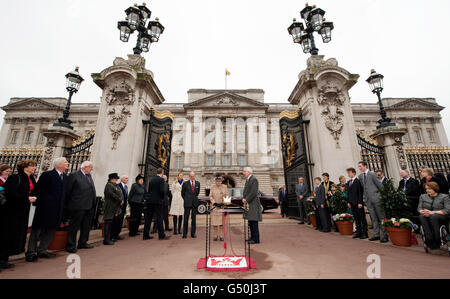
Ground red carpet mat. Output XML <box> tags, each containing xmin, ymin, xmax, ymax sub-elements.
<box><xmin>197</xmin><ymin>256</ymin><xmax>257</xmax><ymax>272</ymax></box>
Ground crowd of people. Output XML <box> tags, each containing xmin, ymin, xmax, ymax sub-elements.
<box><xmin>279</xmin><ymin>161</ymin><xmax>450</xmax><ymax>249</ymax></box>
<box><xmin>0</xmin><ymin>158</ymin><xmax>262</xmax><ymax>272</ymax></box>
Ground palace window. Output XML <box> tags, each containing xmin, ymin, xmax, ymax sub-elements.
<box><xmin>222</xmin><ymin>155</ymin><xmax>231</xmax><ymax>166</ymax></box>
<box><xmin>238</xmin><ymin>154</ymin><xmax>246</xmax><ymax>166</ymax></box>
<box><xmin>427</xmin><ymin>129</ymin><xmax>435</xmax><ymax>142</ymax></box>
<box><xmin>38</xmin><ymin>133</ymin><xmax>45</xmax><ymax>144</ymax></box>
<box><xmin>24</xmin><ymin>131</ymin><xmax>34</xmax><ymax>143</ymax></box>
<box><xmin>175</xmin><ymin>156</ymin><xmax>183</xmax><ymax>169</ymax></box>
<box><xmin>402</xmin><ymin>134</ymin><xmax>409</xmax><ymax>144</ymax></box>
<box><xmin>414</xmin><ymin>130</ymin><xmax>422</xmax><ymax>142</ymax></box>
<box><xmin>10</xmin><ymin>131</ymin><xmax>19</xmax><ymax>144</ymax></box>
<box><xmin>206</xmin><ymin>155</ymin><xmax>215</xmax><ymax>167</ymax></box>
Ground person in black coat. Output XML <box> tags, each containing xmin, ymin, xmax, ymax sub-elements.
<box><xmin>181</xmin><ymin>171</ymin><xmax>200</xmax><ymax>239</ymax></box>
<box><xmin>0</xmin><ymin>160</ymin><xmax>37</xmax><ymax>270</ymax></box>
<box><xmin>346</xmin><ymin>168</ymin><xmax>368</xmax><ymax>239</ymax></box>
<box><xmin>26</xmin><ymin>158</ymin><xmax>69</xmax><ymax>262</ymax></box>
<box><xmin>398</xmin><ymin>169</ymin><xmax>421</xmax><ymax>217</ymax></box>
<box><xmin>376</xmin><ymin>170</ymin><xmax>389</xmax><ymax>186</ymax></box>
<box><xmin>65</xmin><ymin>161</ymin><xmax>97</xmax><ymax>253</ymax></box>
<box><xmin>314</xmin><ymin>177</ymin><xmax>330</xmax><ymax>232</ymax></box>
<box><xmin>128</xmin><ymin>175</ymin><xmax>145</xmax><ymax>237</ymax></box>
<box><xmin>321</xmin><ymin>173</ymin><xmax>334</xmax><ymax>231</ymax></box>
<box><xmin>143</xmin><ymin>168</ymin><xmax>170</xmax><ymax>240</ymax></box>
<box><xmin>111</xmin><ymin>175</ymin><xmax>129</xmax><ymax>241</ymax></box>
<box><xmin>162</xmin><ymin>175</ymin><xmax>172</xmax><ymax>232</ymax></box>
<box><xmin>279</xmin><ymin>185</ymin><xmax>288</xmax><ymax>218</ymax></box>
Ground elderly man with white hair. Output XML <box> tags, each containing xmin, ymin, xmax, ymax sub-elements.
<box><xmin>65</xmin><ymin>161</ymin><xmax>97</xmax><ymax>253</ymax></box>
<box><xmin>242</xmin><ymin>167</ymin><xmax>262</xmax><ymax>244</ymax></box>
<box><xmin>25</xmin><ymin>157</ymin><xmax>69</xmax><ymax>262</ymax></box>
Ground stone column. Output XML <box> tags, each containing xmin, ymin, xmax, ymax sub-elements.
<box><xmin>288</xmin><ymin>55</ymin><xmax>360</xmax><ymax>181</ymax></box>
<box><xmin>90</xmin><ymin>54</ymin><xmax>165</xmax><ymax>195</ymax></box>
<box><xmin>371</xmin><ymin>126</ymin><xmax>409</xmax><ymax>184</ymax></box>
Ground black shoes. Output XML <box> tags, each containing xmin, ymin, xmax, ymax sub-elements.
<box><xmin>25</xmin><ymin>254</ymin><xmax>38</xmax><ymax>263</ymax></box>
<box><xmin>159</xmin><ymin>235</ymin><xmax>171</xmax><ymax>240</ymax></box>
<box><xmin>191</xmin><ymin>235</ymin><xmax>197</xmax><ymax>238</ymax></box>
<box><xmin>369</xmin><ymin>236</ymin><xmax>380</xmax><ymax>241</ymax></box>
<box><xmin>143</xmin><ymin>235</ymin><xmax>154</xmax><ymax>240</ymax></box>
<box><xmin>65</xmin><ymin>247</ymin><xmax>77</xmax><ymax>253</ymax></box>
<box><xmin>247</xmin><ymin>240</ymin><xmax>260</xmax><ymax>244</ymax></box>
<box><xmin>103</xmin><ymin>240</ymin><xmax>114</xmax><ymax>245</ymax></box>
<box><xmin>166</xmin><ymin>228</ymin><xmax>173</xmax><ymax>232</ymax></box>
<box><xmin>380</xmin><ymin>237</ymin><xmax>389</xmax><ymax>243</ymax></box>
<box><xmin>182</xmin><ymin>235</ymin><xmax>187</xmax><ymax>239</ymax></box>
<box><xmin>352</xmin><ymin>234</ymin><xmax>361</xmax><ymax>239</ymax></box>
<box><xmin>359</xmin><ymin>234</ymin><xmax>369</xmax><ymax>239</ymax></box>
<box><xmin>298</xmin><ymin>222</ymin><xmax>305</xmax><ymax>225</ymax></box>
<box><xmin>77</xmin><ymin>244</ymin><xmax>94</xmax><ymax>249</ymax></box>
<box><xmin>0</xmin><ymin>261</ymin><xmax>14</xmax><ymax>269</ymax></box>
<box><xmin>38</xmin><ymin>252</ymin><xmax>56</xmax><ymax>259</ymax></box>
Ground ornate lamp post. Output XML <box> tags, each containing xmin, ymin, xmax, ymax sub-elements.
<box><xmin>117</xmin><ymin>3</ymin><xmax>165</xmax><ymax>55</ymax></box>
<box><xmin>288</xmin><ymin>3</ymin><xmax>334</xmax><ymax>55</ymax></box>
<box><xmin>366</xmin><ymin>69</ymin><xmax>396</xmax><ymax>129</ymax></box>
<box><xmin>54</xmin><ymin>67</ymin><xmax>84</xmax><ymax>130</ymax></box>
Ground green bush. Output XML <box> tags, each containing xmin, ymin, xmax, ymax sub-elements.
<box><xmin>378</xmin><ymin>179</ymin><xmax>411</xmax><ymax>219</ymax></box>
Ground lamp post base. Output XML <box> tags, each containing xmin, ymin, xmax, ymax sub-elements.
<box><xmin>53</xmin><ymin>119</ymin><xmax>74</xmax><ymax>130</ymax></box>
<box><xmin>376</xmin><ymin>119</ymin><xmax>396</xmax><ymax>130</ymax></box>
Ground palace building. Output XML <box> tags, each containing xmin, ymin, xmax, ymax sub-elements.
<box><xmin>0</xmin><ymin>89</ymin><xmax>447</xmax><ymax>196</ymax></box>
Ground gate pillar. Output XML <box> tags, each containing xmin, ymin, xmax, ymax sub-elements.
<box><xmin>371</xmin><ymin>126</ymin><xmax>408</xmax><ymax>184</ymax></box>
<box><xmin>90</xmin><ymin>54</ymin><xmax>165</xmax><ymax>194</ymax></box>
<box><xmin>288</xmin><ymin>55</ymin><xmax>360</xmax><ymax>181</ymax></box>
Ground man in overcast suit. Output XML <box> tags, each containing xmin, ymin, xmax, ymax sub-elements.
<box><xmin>65</xmin><ymin>161</ymin><xmax>97</xmax><ymax>253</ymax></box>
<box><xmin>295</xmin><ymin>177</ymin><xmax>309</xmax><ymax>224</ymax></box>
<box><xmin>181</xmin><ymin>172</ymin><xmax>200</xmax><ymax>239</ymax></box>
<box><xmin>358</xmin><ymin>161</ymin><xmax>388</xmax><ymax>243</ymax></box>
<box><xmin>243</xmin><ymin>167</ymin><xmax>262</xmax><ymax>244</ymax></box>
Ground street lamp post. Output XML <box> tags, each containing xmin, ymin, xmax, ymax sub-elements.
<box><xmin>366</xmin><ymin>69</ymin><xmax>396</xmax><ymax>129</ymax></box>
<box><xmin>288</xmin><ymin>3</ymin><xmax>334</xmax><ymax>55</ymax></box>
<box><xmin>117</xmin><ymin>3</ymin><xmax>165</xmax><ymax>55</ymax></box>
<box><xmin>53</xmin><ymin>67</ymin><xmax>84</xmax><ymax>130</ymax></box>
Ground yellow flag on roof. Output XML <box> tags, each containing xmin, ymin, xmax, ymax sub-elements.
<box><xmin>225</xmin><ymin>69</ymin><xmax>231</xmax><ymax>76</ymax></box>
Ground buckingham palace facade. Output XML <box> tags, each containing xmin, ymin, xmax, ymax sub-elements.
<box><xmin>0</xmin><ymin>89</ymin><xmax>447</xmax><ymax>196</ymax></box>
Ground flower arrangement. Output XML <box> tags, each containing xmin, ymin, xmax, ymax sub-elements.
<box><xmin>382</xmin><ymin>218</ymin><xmax>413</xmax><ymax>229</ymax></box>
<box><xmin>307</xmin><ymin>211</ymin><xmax>315</xmax><ymax>217</ymax></box>
<box><xmin>332</xmin><ymin>213</ymin><xmax>354</xmax><ymax>222</ymax></box>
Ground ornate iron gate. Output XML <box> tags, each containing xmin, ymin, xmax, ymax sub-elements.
<box><xmin>142</xmin><ymin>108</ymin><xmax>174</xmax><ymax>189</ymax></box>
<box><xmin>66</xmin><ymin>130</ymin><xmax>95</xmax><ymax>174</ymax></box>
<box><xmin>357</xmin><ymin>132</ymin><xmax>388</xmax><ymax>176</ymax></box>
<box><xmin>405</xmin><ymin>146</ymin><xmax>450</xmax><ymax>179</ymax></box>
<box><xmin>280</xmin><ymin>108</ymin><xmax>311</xmax><ymax>217</ymax></box>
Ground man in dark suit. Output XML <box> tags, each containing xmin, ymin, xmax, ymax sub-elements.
<box><xmin>279</xmin><ymin>185</ymin><xmax>288</xmax><ymax>218</ymax></box>
<box><xmin>398</xmin><ymin>169</ymin><xmax>421</xmax><ymax>217</ymax></box>
<box><xmin>162</xmin><ymin>175</ymin><xmax>172</xmax><ymax>232</ymax></box>
<box><xmin>346</xmin><ymin>168</ymin><xmax>368</xmax><ymax>239</ymax></box>
<box><xmin>143</xmin><ymin>168</ymin><xmax>170</xmax><ymax>240</ymax></box>
<box><xmin>181</xmin><ymin>171</ymin><xmax>200</xmax><ymax>239</ymax></box>
<box><xmin>376</xmin><ymin>170</ymin><xmax>388</xmax><ymax>186</ymax></box>
<box><xmin>111</xmin><ymin>175</ymin><xmax>129</xmax><ymax>241</ymax></box>
<box><xmin>314</xmin><ymin>177</ymin><xmax>330</xmax><ymax>232</ymax></box>
<box><xmin>26</xmin><ymin>157</ymin><xmax>69</xmax><ymax>262</ymax></box>
<box><xmin>243</xmin><ymin>167</ymin><xmax>262</xmax><ymax>244</ymax></box>
<box><xmin>321</xmin><ymin>173</ymin><xmax>334</xmax><ymax>231</ymax></box>
<box><xmin>295</xmin><ymin>177</ymin><xmax>309</xmax><ymax>224</ymax></box>
<box><xmin>65</xmin><ymin>161</ymin><xmax>97</xmax><ymax>253</ymax></box>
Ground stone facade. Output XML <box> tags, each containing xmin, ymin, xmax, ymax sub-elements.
<box><xmin>0</xmin><ymin>88</ymin><xmax>447</xmax><ymax>196</ymax></box>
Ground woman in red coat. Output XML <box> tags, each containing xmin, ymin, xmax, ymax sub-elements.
<box><xmin>0</xmin><ymin>160</ymin><xmax>37</xmax><ymax>270</ymax></box>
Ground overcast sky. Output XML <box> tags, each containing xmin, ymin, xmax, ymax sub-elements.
<box><xmin>0</xmin><ymin>0</ymin><xmax>449</xmax><ymax>141</ymax></box>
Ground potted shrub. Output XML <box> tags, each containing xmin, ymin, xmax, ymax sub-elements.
<box><xmin>379</xmin><ymin>179</ymin><xmax>412</xmax><ymax>246</ymax></box>
<box><xmin>333</xmin><ymin>214</ymin><xmax>354</xmax><ymax>235</ymax></box>
<box><xmin>382</xmin><ymin>218</ymin><xmax>413</xmax><ymax>247</ymax></box>
<box><xmin>308</xmin><ymin>211</ymin><xmax>317</xmax><ymax>228</ymax></box>
<box><xmin>48</xmin><ymin>223</ymin><xmax>69</xmax><ymax>251</ymax></box>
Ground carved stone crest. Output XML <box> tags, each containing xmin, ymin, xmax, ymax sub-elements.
<box><xmin>40</xmin><ymin>137</ymin><xmax>56</xmax><ymax>173</ymax></box>
<box><xmin>108</xmin><ymin>106</ymin><xmax>131</xmax><ymax>150</ymax></box>
<box><xmin>317</xmin><ymin>82</ymin><xmax>346</xmax><ymax>148</ymax></box>
<box><xmin>104</xmin><ymin>80</ymin><xmax>135</xmax><ymax>150</ymax></box>
<box><xmin>216</xmin><ymin>96</ymin><xmax>239</xmax><ymax>106</ymax></box>
<box><xmin>393</xmin><ymin>135</ymin><xmax>408</xmax><ymax>170</ymax></box>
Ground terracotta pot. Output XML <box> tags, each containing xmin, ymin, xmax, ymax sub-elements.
<box><xmin>310</xmin><ymin>215</ymin><xmax>317</xmax><ymax>228</ymax></box>
<box><xmin>100</xmin><ymin>223</ymin><xmax>105</xmax><ymax>238</ymax></box>
<box><xmin>337</xmin><ymin>221</ymin><xmax>354</xmax><ymax>235</ymax></box>
<box><xmin>386</xmin><ymin>227</ymin><xmax>411</xmax><ymax>247</ymax></box>
<box><xmin>48</xmin><ymin>231</ymin><xmax>68</xmax><ymax>251</ymax></box>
